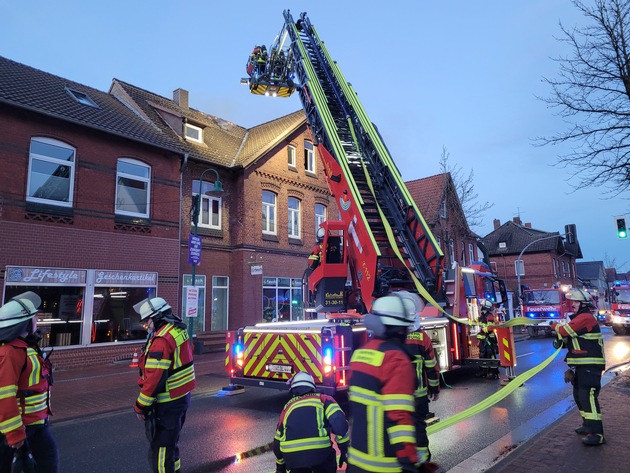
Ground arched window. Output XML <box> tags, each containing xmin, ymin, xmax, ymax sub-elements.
<box><xmin>288</xmin><ymin>197</ymin><xmax>301</xmax><ymax>239</ymax></box>
<box><xmin>27</xmin><ymin>137</ymin><xmax>76</xmax><ymax>207</ymax></box>
<box><xmin>262</xmin><ymin>190</ymin><xmax>277</xmax><ymax>235</ymax></box>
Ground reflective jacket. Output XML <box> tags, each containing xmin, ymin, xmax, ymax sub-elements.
<box><xmin>348</xmin><ymin>338</ymin><xmax>418</xmax><ymax>472</ymax></box>
<box><xmin>553</xmin><ymin>309</ymin><xmax>605</xmax><ymax>367</ymax></box>
<box><xmin>0</xmin><ymin>339</ymin><xmax>52</xmax><ymax>446</ymax></box>
<box><xmin>135</xmin><ymin>322</ymin><xmax>196</xmax><ymax>414</ymax></box>
<box><xmin>308</xmin><ymin>244</ymin><xmax>323</xmax><ymax>269</ymax></box>
<box><xmin>405</xmin><ymin>330</ymin><xmax>440</xmax><ymax>398</ymax></box>
<box><xmin>273</xmin><ymin>392</ymin><xmax>348</xmax><ymax>470</ymax></box>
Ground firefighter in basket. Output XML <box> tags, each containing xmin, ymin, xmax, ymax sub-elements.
<box><xmin>308</xmin><ymin>227</ymin><xmax>325</xmax><ymax>270</ymax></box>
<box><xmin>400</xmin><ymin>291</ymin><xmax>440</xmax><ymax>465</ymax></box>
<box><xmin>476</xmin><ymin>299</ymin><xmax>500</xmax><ymax>379</ymax></box>
<box><xmin>347</xmin><ymin>295</ymin><xmax>441</xmax><ymax>473</ymax></box>
<box><xmin>133</xmin><ymin>297</ymin><xmax>196</xmax><ymax>473</ymax></box>
<box><xmin>0</xmin><ymin>292</ymin><xmax>58</xmax><ymax>473</ymax></box>
<box><xmin>273</xmin><ymin>371</ymin><xmax>349</xmax><ymax>473</ymax></box>
<box><xmin>551</xmin><ymin>289</ymin><xmax>605</xmax><ymax>446</ymax></box>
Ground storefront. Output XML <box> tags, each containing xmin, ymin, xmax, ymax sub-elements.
<box><xmin>262</xmin><ymin>277</ymin><xmax>303</xmax><ymax>322</ymax></box>
<box><xmin>3</xmin><ymin>266</ymin><xmax>157</xmax><ymax>348</ymax></box>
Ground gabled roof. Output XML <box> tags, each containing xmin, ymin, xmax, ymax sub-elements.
<box><xmin>405</xmin><ymin>173</ymin><xmax>448</xmax><ymax>224</ymax></box>
<box><xmin>481</xmin><ymin>220</ymin><xmax>579</xmax><ymax>257</ymax></box>
<box><xmin>111</xmin><ymin>79</ymin><xmax>305</xmax><ymax>169</ymax></box>
<box><xmin>0</xmin><ymin>56</ymin><xmax>179</xmax><ymax>153</ymax></box>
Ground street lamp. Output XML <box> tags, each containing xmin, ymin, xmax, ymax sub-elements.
<box><xmin>516</xmin><ymin>231</ymin><xmax>571</xmax><ymax>316</ymax></box>
<box><xmin>189</xmin><ymin>168</ymin><xmax>224</xmax><ymax>341</ymax></box>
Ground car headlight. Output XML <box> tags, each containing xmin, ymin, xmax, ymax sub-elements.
<box><xmin>613</xmin><ymin>315</ymin><xmax>624</xmax><ymax>324</ymax></box>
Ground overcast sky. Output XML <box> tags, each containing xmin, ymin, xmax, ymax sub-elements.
<box><xmin>2</xmin><ymin>0</ymin><xmax>628</xmax><ymax>272</ymax></box>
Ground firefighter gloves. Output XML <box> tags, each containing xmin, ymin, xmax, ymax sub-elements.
<box><xmin>564</xmin><ymin>369</ymin><xmax>575</xmax><ymax>385</ymax></box>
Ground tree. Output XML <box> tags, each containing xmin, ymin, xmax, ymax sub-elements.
<box><xmin>540</xmin><ymin>0</ymin><xmax>630</xmax><ymax>193</ymax></box>
<box><xmin>439</xmin><ymin>146</ymin><xmax>494</xmax><ymax>229</ymax></box>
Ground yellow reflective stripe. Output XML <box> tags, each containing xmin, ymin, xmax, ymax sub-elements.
<box><xmin>582</xmin><ymin>333</ymin><xmax>603</xmax><ymax>340</ymax></box>
<box><xmin>348</xmin><ymin>446</ymin><xmax>400</xmax><ymax>473</ymax></box>
<box><xmin>564</xmin><ymin>325</ymin><xmax>578</xmax><ymax>337</ymax></box>
<box><xmin>137</xmin><ymin>392</ymin><xmax>155</xmax><ymax>407</ymax></box>
<box><xmin>22</xmin><ymin>392</ymin><xmax>48</xmax><ymax>414</ymax></box>
<box><xmin>167</xmin><ymin>366</ymin><xmax>195</xmax><ymax>390</ymax></box>
<box><xmin>157</xmin><ymin>446</ymin><xmax>167</xmax><ymax>473</ymax></box>
<box><xmin>428</xmin><ymin>379</ymin><xmax>440</xmax><ymax>387</ymax></box>
<box><xmin>325</xmin><ymin>402</ymin><xmax>342</xmax><ymax>418</ymax></box>
<box><xmin>145</xmin><ymin>359</ymin><xmax>171</xmax><ymax>370</ymax></box>
<box><xmin>280</xmin><ymin>436</ymin><xmax>331</xmax><ymax>452</ymax></box>
<box><xmin>425</xmin><ymin>358</ymin><xmax>437</xmax><ymax>369</ymax></box>
<box><xmin>26</xmin><ymin>348</ymin><xmax>41</xmax><ymax>386</ymax></box>
<box><xmin>350</xmin><ymin>349</ymin><xmax>385</xmax><ymax>367</ymax></box>
<box><xmin>336</xmin><ymin>434</ymin><xmax>349</xmax><ymax>445</ymax></box>
<box><xmin>0</xmin><ymin>385</ymin><xmax>18</xmax><ymax>399</ymax></box>
<box><xmin>381</xmin><ymin>393</ymin><xmax>414</xmax><ymax>412</ymax></box>
<box><xmin>567</xmin><ymin>357</ymin><xmax>605</xmax><ymax>365</ymax></box>
<box><xmin>0</xmin><ymin>415</ymin><xmax>23</xmax><ymax>433</ymax></box>
<box><xmin>387</xmin><ymin>424</ymin><xmax>415</xmax><ymax>444</ymax></box>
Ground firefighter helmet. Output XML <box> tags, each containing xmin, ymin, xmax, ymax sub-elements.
<box><xmin>133</xmin><ymin>297</ymin><xmax>172</xmax><ymax>321</ymax></box>
<box><xmin>0</xmin><ymin>292</ymin><xmax>41</xmax><ymax>329</ymax></box>
<box><xmin>371</xmin><ymin>295</ymin><xmax>415</xmax><ymax>327</ymax></box>
<box><xmin>479</xmin><ymin>299</ymin><xmax>493</xmax><ymax>310</ymax></box>
<box><xmin>565</xmin><ymin>289</ymin><xmax>592</xmax><ymax>302</ymax></box>
<box><xmin>316</xmin><ymin>227</ymin><xmax>325</xmax><ymax>242</ymax></box>
<box><xmin>289</xmin><ymin>372</ymin><xmax>316</xmax><ymax>391</ymax></box>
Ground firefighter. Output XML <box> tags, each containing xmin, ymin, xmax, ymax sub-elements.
<box><xmin>551</xmin><ymin>289</ymin><xmax>605</xmax><ymax>446</ymax></box>
<box><xmin>476</xmin><ymin>299</ymin><xmax>500</xmax><ymax>379</ymax></box>
<box><xmin>347</xmin><ymin>295</ymin><xmax>441</xmax><ymax>473</ymax></box>
<box><xmin>273</xmin><ymin>371</ymin><xmax>349</xmax><ymax>473</ymax></box>
<box><xmin>400</xmin><ymin>291</ymin><xmax>440</xmax><ymax>465</ymax></box>
<box><xmin>133</xmin><ymin>297</ymin><xmax>196</xmax><ymax>473</ymax></box>
<box><xmin>308</xmin><ymin>227</ymin><xmax>326</xmax><ymax>270</ymax></box>
<box><xmin>0</xmin><ymin>291</ymin><xmax>58</xmax><ymax>473</ymax></box>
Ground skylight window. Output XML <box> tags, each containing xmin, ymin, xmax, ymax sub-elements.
<box><xmin>66</xmin><ymin>88</ymin><xmax>98</xmax><ymax>108</ymax></box>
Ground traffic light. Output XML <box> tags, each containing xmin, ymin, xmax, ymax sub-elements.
<box><xmin>616</xmin><ymin>216</ymin><xmax>628</xmax><ymax>239</ymax></box>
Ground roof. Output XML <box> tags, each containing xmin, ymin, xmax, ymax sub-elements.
<box><xmin>111</xmin><ymin>79</ymin><xmax>306</xmax><ymax>169</ymax></box>
<box><xmin>405</xmin><ymin>173</ymin><xmax>449</xmax><ymax>224</ymax></box>
<box><xmin>0</xmin><ymin>55</ymin><xmax>179</xmax><ymax>153</ymax></box>
<box><xmin>576</xmin><ymin>261</ymin><xmax>605</xmax><ymax>280</ymax></box>
<box><xmin>481</xmin><ymin>220</ymin><xmax>579</xmax><ymax>257</ymax></box>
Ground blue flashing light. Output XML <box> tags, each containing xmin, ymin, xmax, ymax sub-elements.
<box><xmin>549</xmin><ymin>312</ymin><xmax>557</xmax><ymax>318</ymax></box>
<box><xmin>527</xmin><ymin>313</ymin><xmax>535</xmax><ymax>318</ymax></box>
<box><xmin>234</xmin><ymin>343</ymin><xmax>243</xmax><ymax>354</ymax></box>
<box><xmin>324</xmin><ymin>347</ymin><xmax>333</xmax><ymax>359</ymax></box>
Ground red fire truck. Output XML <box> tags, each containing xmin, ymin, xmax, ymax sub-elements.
<box><xmin>521</xmin><ymin>287</ymin><xmax>571</xmax><ymax>337</ymax></box>
<box><xmin>225</xmin><ymin>11</ymin><xmax>512</xmax><ymax>395</ymax></box>
<box><xmin>610</xmin><ymin>281</ymin><xmax>630</xmax><ymax>335</ymax></box>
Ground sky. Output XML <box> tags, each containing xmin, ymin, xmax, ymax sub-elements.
<box><xmin>1</xmin><ymin>0</ymin><xmax>628</xmax><ymax>272</ymax></box>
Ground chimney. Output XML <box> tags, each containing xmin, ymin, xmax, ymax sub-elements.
<box><xmin>173</xmin><ymin>88</ymin><xmax>189</xmax><ymax>110</ymax></box>
<box><xmin>493</xmin><ymin>219</ymin><xmax>501</xmax><ymax>230</ymax></box>
<box><xmin>525</xmin><ymin>222</ymin><xmax>532</xmax><ymax>228</ymax></box>
<box><xmin>513</xmin><ymin>216</ymin><xmax>522</xmax><ymax>225</ymax></box>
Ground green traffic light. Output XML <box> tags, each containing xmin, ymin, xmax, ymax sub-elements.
<box><xmin>617</xmin><ymin>217</ymin><xmax>628</xmax><ymax>239</ymax></box>
<box><xmin>620</xmin><ymin>229</ymin><xmax>628</xmax><ymax>238</ymax></box>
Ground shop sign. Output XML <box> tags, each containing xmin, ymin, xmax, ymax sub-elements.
<box><xmin>188</xmin><ymin>234</ymin><xmax>201</xmax><ymax>265</ymax></box>
<box><xmin>6</xmin><ymin>266</ymin><xmax>87</xmax><ymax>285</ymax></box>
<box><xmin>185</xmin><ymin>286</ymin><xmax>199</xmax><ymax>318</ymax></box>
<box><xmin>94</xmin><ymin>271</ymin><xmax>157</xmax><ymax>286</ymax></box>
<box><xmin>250</xmin><ymin>264</ymin><xmax>263</xmax><ymax>275</ymax></box>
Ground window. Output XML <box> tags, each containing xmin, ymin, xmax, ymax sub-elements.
<box><xmin>553</xmin><ymin>259</ymin><xmax>558</xmax><ymax>278</ymax></box>
<box><xmin>288</xmin><ymin>145</ymin><xmax>296</xmax><ymax>168</ymax></box>
<box><xmin>262</xmin><ymin>277</ymin><xmax>303</xmax><ymax>322</ymax></box>
<box><xmin>436</xmin><ymin>236</ymin><xmax>441</xmax><ymax>249</ymax></box>
<box><xmin>315</xmin><ymin>204</ymin><xmax>327</xmax><ymax>233</ymax></box>
<box><xmin>27</xmin><ymin>137</ymin><xmax>76</xmax><ymax>207</ymax></box>
<box><xmin>448</xmin><ymin>239</ymin><xmax>455</xmax><ymax>265</ymax></box>
<box><xmin>192</xmin><ymin>180</ymin><xmax>222</xmax><ymax>229</ymax></box>
<box><xmin>461</xmin><ymin>242</ymin><xmax>466</xmax><ymax>265</ymax></box>
<box><xmin>66</xmin><ymin>87</ymin><xmax>98</xmax><ymax>107</ymax></box>
<box><xmin>469</xmin><ymin>243</ymin><xmax>475</xmax><ymax>263</ymax></box>
<box><xmin>185</xmin><ymin>123</ymin><xmax>203</xmax><ymax>143</ymax></box>
<box><xmin>288</xmin><ymin>197</ymin><xmax>301</xmax><ymax>239</ymax></box>
<box><xmin>115</xmin><ymin>158</ymin><xmax>150</xmax><ymax>217</ymax></box>
<box><xmin>211</xmin><ymin>276</ymin><xmax>229</xmax><ymax>331</ymax></box>
<box><xmin>440</xmin><ymin>199</ymin><xmax>447</xmax><ymax>219</ymax></box>
<box><xmin>515</xmin><ymin>260</ymin><xmax>525</xmax><ymax>277</ymax></box>
<box><xmin>304</xmin><ymin>140</ymin><xmax>315</xmax><ymax>173</ymax></box>
<box><xmin>498</xmin><ymin>242</ymin><xmax>507</xmax><ymax>249</ymax></box>
<box><xmin>262</xmin><ymin>190</ymin><xmax>277</xmax><ymax>235</ymax></box>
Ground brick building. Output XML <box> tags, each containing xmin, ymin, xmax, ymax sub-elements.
<box><xmin>481</xmin><ymin>217</ymin><xmax>582</xmax><ymax>301</ymax></box>
<box><xmin>405</xmin><ymin>173</ymin><xmax>480</xmax><ymax>269</ymax></box>
<box><xmin>1</xmin><ymin>55</ymin><xmax>335</xmax><ymax>367</ymax></box>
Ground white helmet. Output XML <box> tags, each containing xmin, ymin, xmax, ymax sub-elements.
<box><xmin>0</xmin><ymin>292</ymin><xmax>41</xmax><ymax>329</ymax></box>
<box><xmin>133</xmin><ymin>297</ymin><xmax>172</xmax><ymax>321</ymax></box>
<box><xmin>396</xmin><ymin>291</ymin><xmax>425</xmax><ymax>332</ymax></box>
<box><xmin>370</xmin><ymin>295</ymin><xmax>415</xmax><ymax>327</ymax></box>
<box><xmin>316</xmin><ymin>227</ymin><xmax>325</xmax><ymax>242</ymax></box>
<box><xmin>479</xmin><ymin>299</ymin><xmax>493</xmax><ymax>310</ymax></box>
<box><xmin>566</xmin><ymin>289</ymin><xmax>592</xmax><ymax>303</ymax></box>
<box><xmin>288</xmin><ymin>372</ymin><xmax>316</xmax><ymax>391</ymax></box>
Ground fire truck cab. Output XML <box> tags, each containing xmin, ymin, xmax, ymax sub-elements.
<box><xmin>522</xmin><ymin>287</ymin><xmax>571</xmax><ymax>337</ymax></box>
<box><xmin>610</xmin><ymin>281</ymin><xmax>630</xmax><ymax>335</ymax></box>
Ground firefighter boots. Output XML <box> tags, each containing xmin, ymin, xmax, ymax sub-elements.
<box><xmin>581</xmin><ymin>433</ymin><xmax>605</xmax><ymax>446</ymax></box>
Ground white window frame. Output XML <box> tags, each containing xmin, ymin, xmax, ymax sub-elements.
<box><xmin>515</xmin><ymin>260</ymin><xmax>525</xmax><ymax>277</ymax></box>
<box><xmin>553</xmin><ymin>259</ymin><xmax>558</xmax><ymax>278</ymax></box>
<box><xmin>440</xmin><ymin>199</ymin><xmax>447</xmax><ymax>219</ymax></box>
<box><xmin>192</xmin><ymin>180</ymin><xmax>222</xmax><ymax>230</ymax></box>
<box><xmin>304</xmin><ymin>140</ymin><xmax>315</xmax><ymax>173</ymax></box>
<box><xmin>185</xmin><ymin>123</ymin><xmax>203</xmax><ymax>143</ymax></box>
<box><xmin>449</xmin><ymin>239</ymin><xmax>455</xmax><ymax>264</ymax></box>
<box><xmin>315</xmin><ymin>204</ymin><xmax>327</xmax><ymax>234</ymax></box>
<box><xmin>115</xmin><ymin>158</ymin><xmax>151</xmax><ymax>218</ymax></box>
<box><xmin>27</xmin><ymin>137</ymin><xmax>76</xmax><ymax>207</ymax></box>
<box><xmin>288</xmin><ymin>197</ymin><xmax>301</xmax><ymax>239</ymax></box>
<box><xmin>468</xmin><ymin>243</ymin><xmax>475</xmax><ymax>263</ymax></box>
<box><xmin>262</xmin><ymin>190</ymin><xmax>277</xmax><ymax>235</ymax></box>
<box><xmin>211</xmin><ymin>276</ymin><xmax>229</xmax><ymax>331</ymax></box>
<box><xmin>288</xmin><ymin>145</ymin><xmax>296</xmax><ymax>168</ymax></box>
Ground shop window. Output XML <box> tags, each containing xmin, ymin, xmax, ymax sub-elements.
<box><xmin>115</xmin><ymin>158</ymin><xmax>151</xmax><ymax>218</ymax></box>
<box><xmin>288</xmin><ymin>196</ymin><xmax>301</xmax><ymax>239</ymax></box>
<box><xmin>262</xmin><ymin>277</ymin><xmax>303</xmax><ymax>322</ymax></box>
<box><xmin>211</xmin><ymin>276</ymin><xmax>229</xmax><ymax>331</ymax></box>
<box><xmin>262</xmin><ymin>190</ymin><xmax>277</xmax><ymax>235</ymax></box>
<box><xmin>27</xmin><ymin>137</ymin><xmax>76</xmax><ymax>207</ymax></box>
<box><xmin>193</xmin><ymin>180</ymin><xmax>221</xmax><ymax>229</ymax></box>
<box><xmin>315</xmin><ymin>203</ymin><xmax>326</xmax><ymax>234</ymax></box>
<box><xmin>304</xmin><ymin>140</ymin><xmax>315</xmax><ymax>173</ymax></box>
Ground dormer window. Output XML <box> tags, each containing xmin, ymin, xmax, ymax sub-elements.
<box><xmin>498</xmin><ymin>242</ymin><xmax>507</xmax><ymax>249</ymax></box>
<box><xmin>185</xmin><ymin>123</ymin><xmax>203</xmax><ymax>143</ymax></box>
<box><xmin>66</xmin><ymin>87</ymin><xmax>98</xmax><ymax>108</ymax></box>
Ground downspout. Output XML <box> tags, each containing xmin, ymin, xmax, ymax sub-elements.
<box><xmin>178</xmin><ymin>152</ymin><xmax>189</xmax><ymax>316</ymax></box>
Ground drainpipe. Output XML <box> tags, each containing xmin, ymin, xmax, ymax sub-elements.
<box><xmin>178</xmin><ymin>153</ymin><xmax>189</xmax><ymax>316</ymax></box>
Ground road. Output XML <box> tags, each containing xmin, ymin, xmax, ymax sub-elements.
<box><xmin>51</xmin><ymin>326</ymin><xmax>627</xmax><ymax>472</ymax></box>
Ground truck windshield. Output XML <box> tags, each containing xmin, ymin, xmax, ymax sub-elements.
<box><xmin>523</xmin><ymin>290</ymin><xmax>561</xmax><ymax>305</ymax></box>
<box><xmin>614</xmin><ymin>289</ymin><xmax>630</xmax><ymax>303</ymax></box>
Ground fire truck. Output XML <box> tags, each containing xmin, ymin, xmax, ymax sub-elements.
<box><xmin>610</xmin><ymin>281</ymin><xmax>630</xmax><ymax>335</ymax></box>
<box><xmin>225</xmin><ymin>11</ymin><xmax>512</xmax><ymax>395</ymax></box>
<box><xmin>521</xmin><ymin>287</ymin><xmax>571</xmax><ymax>337</ymax></box>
